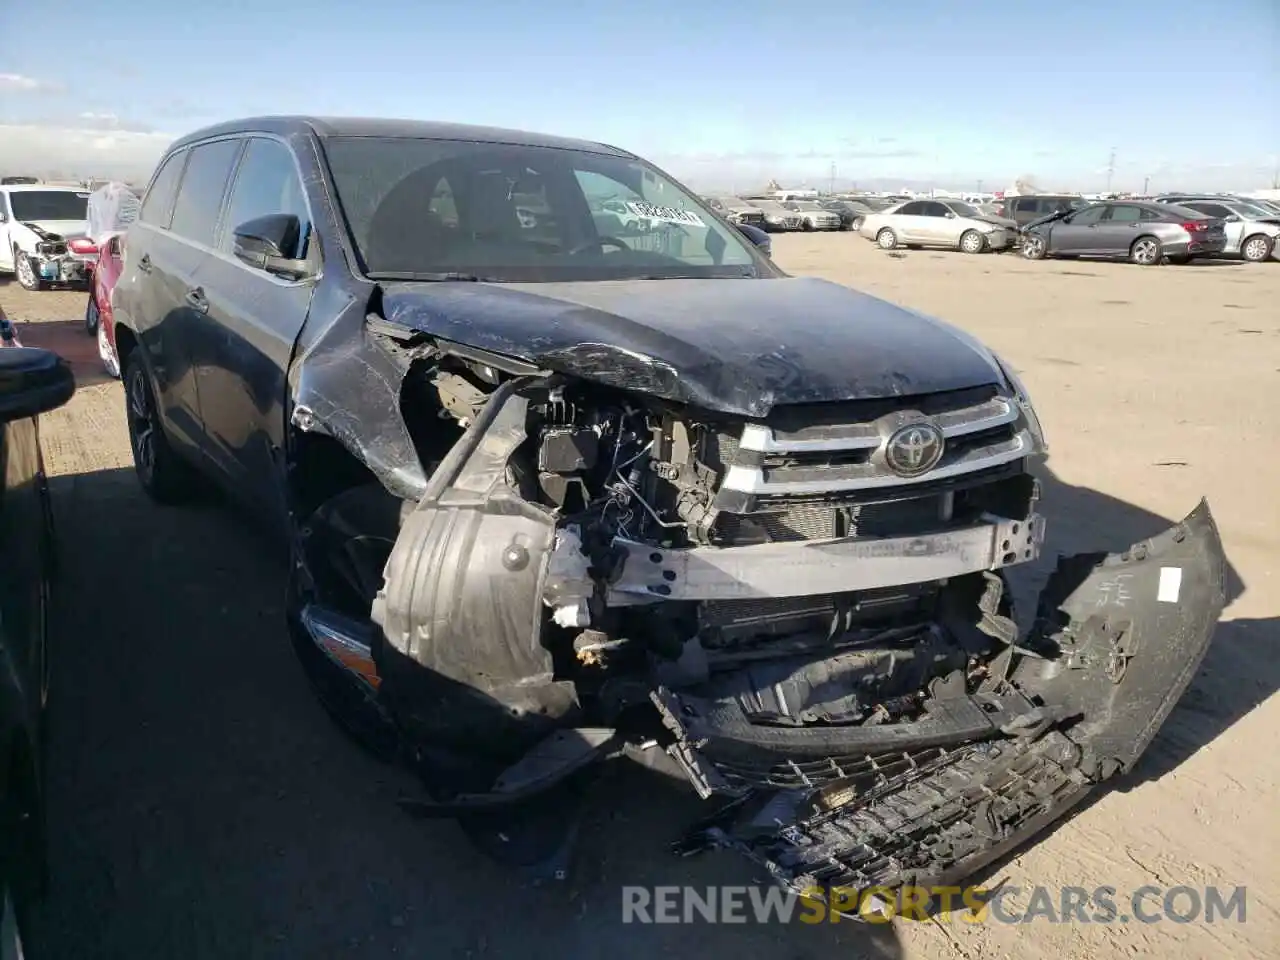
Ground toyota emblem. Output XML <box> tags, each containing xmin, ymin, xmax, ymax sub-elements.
<box><xmin>884</xmin><ymin>422</ymin><xmax>945</xmax><ymax>477</ymax></box>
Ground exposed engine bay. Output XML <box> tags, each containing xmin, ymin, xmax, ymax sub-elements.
<box><xmin>291</xmin><ymin>335</ymin><xmax>1227</xmax><ymax>897</ymax></box>
<box><xmin>17</xmin><ymin>222</ymin><xmax>96</xmax><ymax>284</ymax></box>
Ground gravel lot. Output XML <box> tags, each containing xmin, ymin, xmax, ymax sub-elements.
<box><xmin>4</xmin><ymin>235</ymin><xmax>1277</xmax><ymax>960</ymax></box>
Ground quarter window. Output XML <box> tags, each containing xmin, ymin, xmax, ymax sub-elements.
<box><xmin>170</xmin><ymin>139</ymin><xmax>242</xmax><ymax>247</ymax></box>
<box><xmin>139</xmin><ymin>151</ymin><xmax>187</xmax><ymax>228</ymax></box>
<box><xmin>220</xmin><ymin>138</ymin><xmax>312</xmax><ymax>259</ymax></box>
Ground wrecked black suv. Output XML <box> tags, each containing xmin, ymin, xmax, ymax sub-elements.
<box><xmin>112</xmin><ymin>117</ymin><xmax>1226</xmax><ymax>897</ymax></box>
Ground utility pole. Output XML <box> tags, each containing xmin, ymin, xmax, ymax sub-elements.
<box><xmin>1142</xmin><ymin>175</ymin><xmax>1150</xmax><ymax>196</ymax></box>
<box><xmin>1105</xmin><ymin>147</ymin><xmax>1117</xmax><ymax>194</ymax></box>
<box><xmin>829</xmin><ymin>161</ymin><xmax>836</xmax><ymax>195</ymax></box>
<box><xmin>976</xmin><ymin>179</ymin><xmax>984</xmax><ymax>195</ymax></box>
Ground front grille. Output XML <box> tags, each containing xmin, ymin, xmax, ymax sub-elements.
<box><xmin>718</xmin><ymin>385</ymin><xmax>1031</xmax><ymax>499</ymax></box>
<box><xmin>715</xmin><ymin>494</ymin><xmax>948</xmax><ymax>543</ymax></box>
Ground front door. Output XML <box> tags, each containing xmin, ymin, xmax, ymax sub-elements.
<box><xmin>196</xmin><ymin>136</ymin><xmax>317</xmax><ymax>533</ymax></box>
<box><xmin>1051</xmin><ymin>203</ymin><xmax>1108</xmax><ymax>254</ymax></box>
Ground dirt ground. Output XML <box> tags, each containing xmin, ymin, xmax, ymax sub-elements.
<box><xmin>3</xmin><ymin>236</ymin><xmax>1276</xmax><ymax>960</ymax></box>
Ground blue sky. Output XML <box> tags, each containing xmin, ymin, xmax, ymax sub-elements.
<box><xmin>2</xmin><ymin>0</ymin><xmax>1277</xmax><ymax>190</ymax></box>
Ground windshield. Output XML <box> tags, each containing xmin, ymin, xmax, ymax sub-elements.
<box><xmin>944</xmin><ymin>201</ymin><xmax>981</xmax><ymax>217</ymax></box>
<box><xmin>1229</xmin><ymin>201</ymin><xmax>1273</xmax><ymax>218</ymax></box>
<box><xmin>8</xmin><ymin>190</ymin><xmax>89</xmax><ymax>222</ymax></box>
<box><xmin>788</xmin><ymin>200</ymin><xmax>824</xmax><ymax>211</ymax></box>
<box><xmin>322</xmin><ymin>137</ymin><xmax>760</xmax><ymax>281</ymax></box>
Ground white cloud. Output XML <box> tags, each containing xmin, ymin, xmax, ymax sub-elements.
<box><xmin>0</xmin><ymin>73</ymin><xmax>61</xmax><ymax>93</ymax></box>
<box><xmin>0</xmin><ymin>123</ymin><xmax>173</xmax><ymax>180</ymax></box>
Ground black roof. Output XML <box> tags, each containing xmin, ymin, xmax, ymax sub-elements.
<box><xmin>168</xmin><ymin>115</ymin><xmax>633</xmax><ymax>159</ymax></box>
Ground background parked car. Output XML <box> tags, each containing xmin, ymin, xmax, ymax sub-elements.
<box><xmin>0</xmin><ymin>328</ymin><xmax>77</xmax><ymax>956</ymax></box>
<box><xmin>0</xmin><ymin>184</ymin><xmax>97</xmax><ymax>291</ymax></box>
<box><xmin>781</xmin><ymin>200</ymin><xmax>841</xmax><ymax>231</ymax></box>
<box><xmin>858</xmin><ymin>198</ymin><xmax>1013</xmax><ymax>253</ymax></box>
<box><xmin>1152</xmin><ymin>196</ymin><xmax>1279</xmax><ymax>262</ymax></box>
<box><xmin>935</xmin><ymin>198</ymin><xmax>1019</xmax><ymax>233</ymax></box>
<box><xmin>995</xmin><ymin>194</ymin><xmax>1092</xmax><ymax>228</ymax></box>
<box><xmin>740</xmin><ymin>198</ymin><xmax>803</xmax><ymax>231</ymax></box>
<box><xmin>1020</xmin><ymin>200</ymin><xmax>1226</xmax><ymax>265</ymax></box>
<box><xmin>703</xmin><ymin>196</ymin><xmax>767</xmax><ymax>228</ymax></box>
<box><xmin>817</xmin><ymin>198</ymin><xmax>883</xmax><ymax>231</ymax></box>
<box><xmin>86</xmin><ymin>233</ymin><xmax>126</xmax><ymax>377</ymax></box>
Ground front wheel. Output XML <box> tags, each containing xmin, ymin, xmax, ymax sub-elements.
<box><xmin>85</xmin><ymin>292</ymin><xmax>100</xmax><ymax>334</ymax></box>
<box><xmin>959</xmin><ymin>229</ymin><xmax>986</xmax><ymax>254</ymax></box>
<box><xmin>1021</xmin><ymin>234</ymin><xmax>1048</xmax><ymax>260</ymax></box>
<box><xmin>123</xmin><ymin>347</ymin><xmax>200</xmax><ymax>503</ymax></box>
<box><xmin>1241</xmin><ymin>233</ymin><xmax>1274</xmax><ymax>263</ymax></box>
<box><xmin>14</xmin><ymin>250</ymin><xmax>43</xmax><ymax>291</ymax></box>
<box><xmin>1130</xmin><ymin>235</ymin><xmax>1163</xmax><ymax>266</ymax></box>
<box><xmin>876</xmin><ymin>228</ymin><xmax>898</xmax><ymax>250</ymax></box>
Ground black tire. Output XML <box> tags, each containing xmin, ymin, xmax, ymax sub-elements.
<box><xmin>13</xmin><ymin>249</ymin><xmax>43</xmax><ymax>291</ymax></box>
<box><xmin>1021</xmin><ymin>233</ymin><xmax>1049</xmax><ymax>260</ymax></box>
<box><xmin>123</xmin><ymin>346</ymin><xmax>201</xmax><ymax>504</ymax></box>
<box><xmin>1129</xmin><ymin>235</ymin><xmax>1163</xmax><ymax>266</ymax></box>
<box><xmin>876</xmin><ymin>228</ymin><xmax>898</xmax><ymax>250</ymax></box>
<box><xmin>1240</xmin><ymin>233</ymin><xmax>1274</xmax><ymax>263</ymax></box>
<box><xmin>959</xmin><ymin>229</ymin><xmax>986</xmax><ymax>254</ymax></box>
<box><xmin>84</xmin><ymin>292</ymin><xmax>99</xmax><ymax>334</ymax></box>
<box><xmin>801</xmin><ymin>219</ymin><xmax>813</xmax><ymax>232</ymax></box>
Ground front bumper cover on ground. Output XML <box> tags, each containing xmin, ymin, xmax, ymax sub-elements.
<box><xmin>663</xmin><ymin>500</ymin><xmax>1225</xmax><ymax>896</ymax></box>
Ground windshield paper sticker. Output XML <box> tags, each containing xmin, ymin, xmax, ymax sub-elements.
<box><xmin>626</xmin><ymin>201</ymin><xmax>705</xmax><ymax>228</ymax></box>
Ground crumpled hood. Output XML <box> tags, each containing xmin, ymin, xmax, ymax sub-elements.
<box><xmin>18</xmin><ymin>219</ymin><xmax>89</xmax><ymax>241</ymax></box>
<box><xmin>970</xmin><ymin>214</ymin><xmax>1019</xmax><ymax>230</ymax></box>
<box><xmin>380</xmin><ymin>276</ymin><xmax>1006</xmax><ymax>418</ymax></box>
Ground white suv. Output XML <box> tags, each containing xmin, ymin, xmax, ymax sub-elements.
<box><xmin>0</xmin><ymin>184</ymin><xmax>97</xmax><ymax>290</ymax></box>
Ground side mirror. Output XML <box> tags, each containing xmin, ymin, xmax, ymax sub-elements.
<box><xmin>0</xmin><ymin>210</ymin><xmax>8</xmax><ymax>223</ymax></box>
<box><xmin>232</xmin><ymin>214</ymin><xmax>310</xmax><ymax>280</ymax></box>
<box><xmin>0</xmin><ymin>347</ymin><xmax>76</xmax><ymax>422</ymax></box>
<box><xmin>944</xmin><ymin>212</ymin><xmax>956</xmax><ymax>219</ymax></box>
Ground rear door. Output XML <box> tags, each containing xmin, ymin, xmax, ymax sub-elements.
<box><xmin>1095</xmin><ymin>203</ymin><xmax>1145</xmax><ymax>254</ymax></box>
<box><xmin>152</xmin><ymin>138</ymin><xmax>244</xmax><ymax>460</ymax></box>
<box><xmin>196</xmin><ymin>135</ymin><xmax>318</xmax><ymax>530</ymax></box>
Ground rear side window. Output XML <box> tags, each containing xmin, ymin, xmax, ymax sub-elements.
<box><xmin>1186</xmin><ymin>202</ymin><xmax>1231</xmax><ymax>218</ymax></box>
<box><xmin>1014</xmin><ymin>198</ymin><xmax>1039</xmax><ymax>214</ymax></box>
<box><xmin>139</xmin><ymin>151</ymin><xmax>186</xmax><ymax>228</ymax></box>
<box><xmin>170</xmin><ymin>139</ymin><xmax>242</xmax><ymax>247</ymax></box>
<box><xmin>898</xmin><ymin>201</ymin><xmax>926</xmax><ymax>215</ymax></box>
<box><xmin>1107</xmin><ymin>205</ymin><xmax>1143</xmax><ymax>223</ymax></box>
<box><xmin>220</xmin><ymin>138</ymin><xmax>312</xmax><ymax>259</ymax></box>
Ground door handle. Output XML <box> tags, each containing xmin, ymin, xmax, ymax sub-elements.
<box><xmin>137</xmin><ymin>253</ymin><xmax>152</xmax><ymax>273</ymax></box>
<box><xmin>185</xmin><ymin>287</ymin><xmax>209</xmax><ymax>313</ymax></box>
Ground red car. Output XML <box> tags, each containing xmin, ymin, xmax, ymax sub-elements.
<box><xmin>84</xmin><ymin>233</ymin><xmax>123</xmax><ymax>378</ymax></box>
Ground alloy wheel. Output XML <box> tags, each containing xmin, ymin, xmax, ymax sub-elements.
<box><xmin>877</xmin><ymin>229</ymin><xmax>896</xmax><ymax>249</ymax></box>
<box><xmin>127</xmin><ymin>367</ymin><xmax>157</xmax><ymax>478</ymax></box>
<box><xmin>98</xmin><ymin>322</ymin><xmax>120</xmax><ymax>378</ymax></box>
<box><xmin>1023</xmin><ymin>236</ymin><xmax>1044</xmax><ymax>259</ymax></box>
<box><xmin>961</xmin><ymin>231</ymin><xmax>984</xmax><ymax>253</ymax></box>
<box><xmin>1242</xmin><ymin>236</ymin><xmax>1270</xmax><ymax>262</ymax></box>
<box><xmin>1132</xmin><ymin>238</ymin><xmax>1160</xmax><ymax>265</ymax></box>
<box><xmin>15</xmin><ymin>256</ymin><xmax>36</xmax><ymax>290</ymax></box>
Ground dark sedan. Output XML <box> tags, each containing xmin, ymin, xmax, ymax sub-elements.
<box><xmin>1020</xmin><ymin>200</ymin><xmax>1227</xmax><ymax>265</ymax></box>
<box><xmin>0</xmin><ymin>316</ymin><xmax>77</xmax><ymax>954</ymax></box>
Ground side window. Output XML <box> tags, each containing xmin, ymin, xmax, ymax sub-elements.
<box><xmin>898</xmin><ymin>201</ymin><xmax>925</xmax><ymax>215</ymax></box>
<box><xmin>1189</xmin><ymin>203</ymin><xmax>1231</xmax><ymax>218</ymax></box>
<box><xmin>1071</xmin><ymin>205</ymin><xmax>1107</xmax><ymax>225</ymax></box>
<box><xmin>220</xmin><ymin>138</ymin><xmax>312</xmax><ymax>259</ymax></box>
<box><xmin>139</xmin><ymin>151</ymin><xmax>187</xmax><ymax>228</ymax></box>
<box><xmin>169</xmin><ymin>139</ymin><xmax>242</xmax><ymax>247</ymax></box>
<box><xmin>1106</xmin><ymin>205</ymin><xmax>1143</xmax><ymax>223</ymax></box>
<box><xmin>1139</xmin><ymin>207</ymin><xmax>1163</xmax><ymax>221</ymax></box>
<box><xmin>1013</xmin><ymin>198</ymin><xmax>1038</xmax><ymax>215</ymax></box>
<box><xmin>923</xmin><ymin>202</ymin><xmax>950</xmax><ymax>217</ymax></box>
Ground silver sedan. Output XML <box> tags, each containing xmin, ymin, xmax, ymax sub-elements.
<box><xmin>858</xmin><ymin>199</ymin><xmax>1014</xmax><ymax>253</ymax></box>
